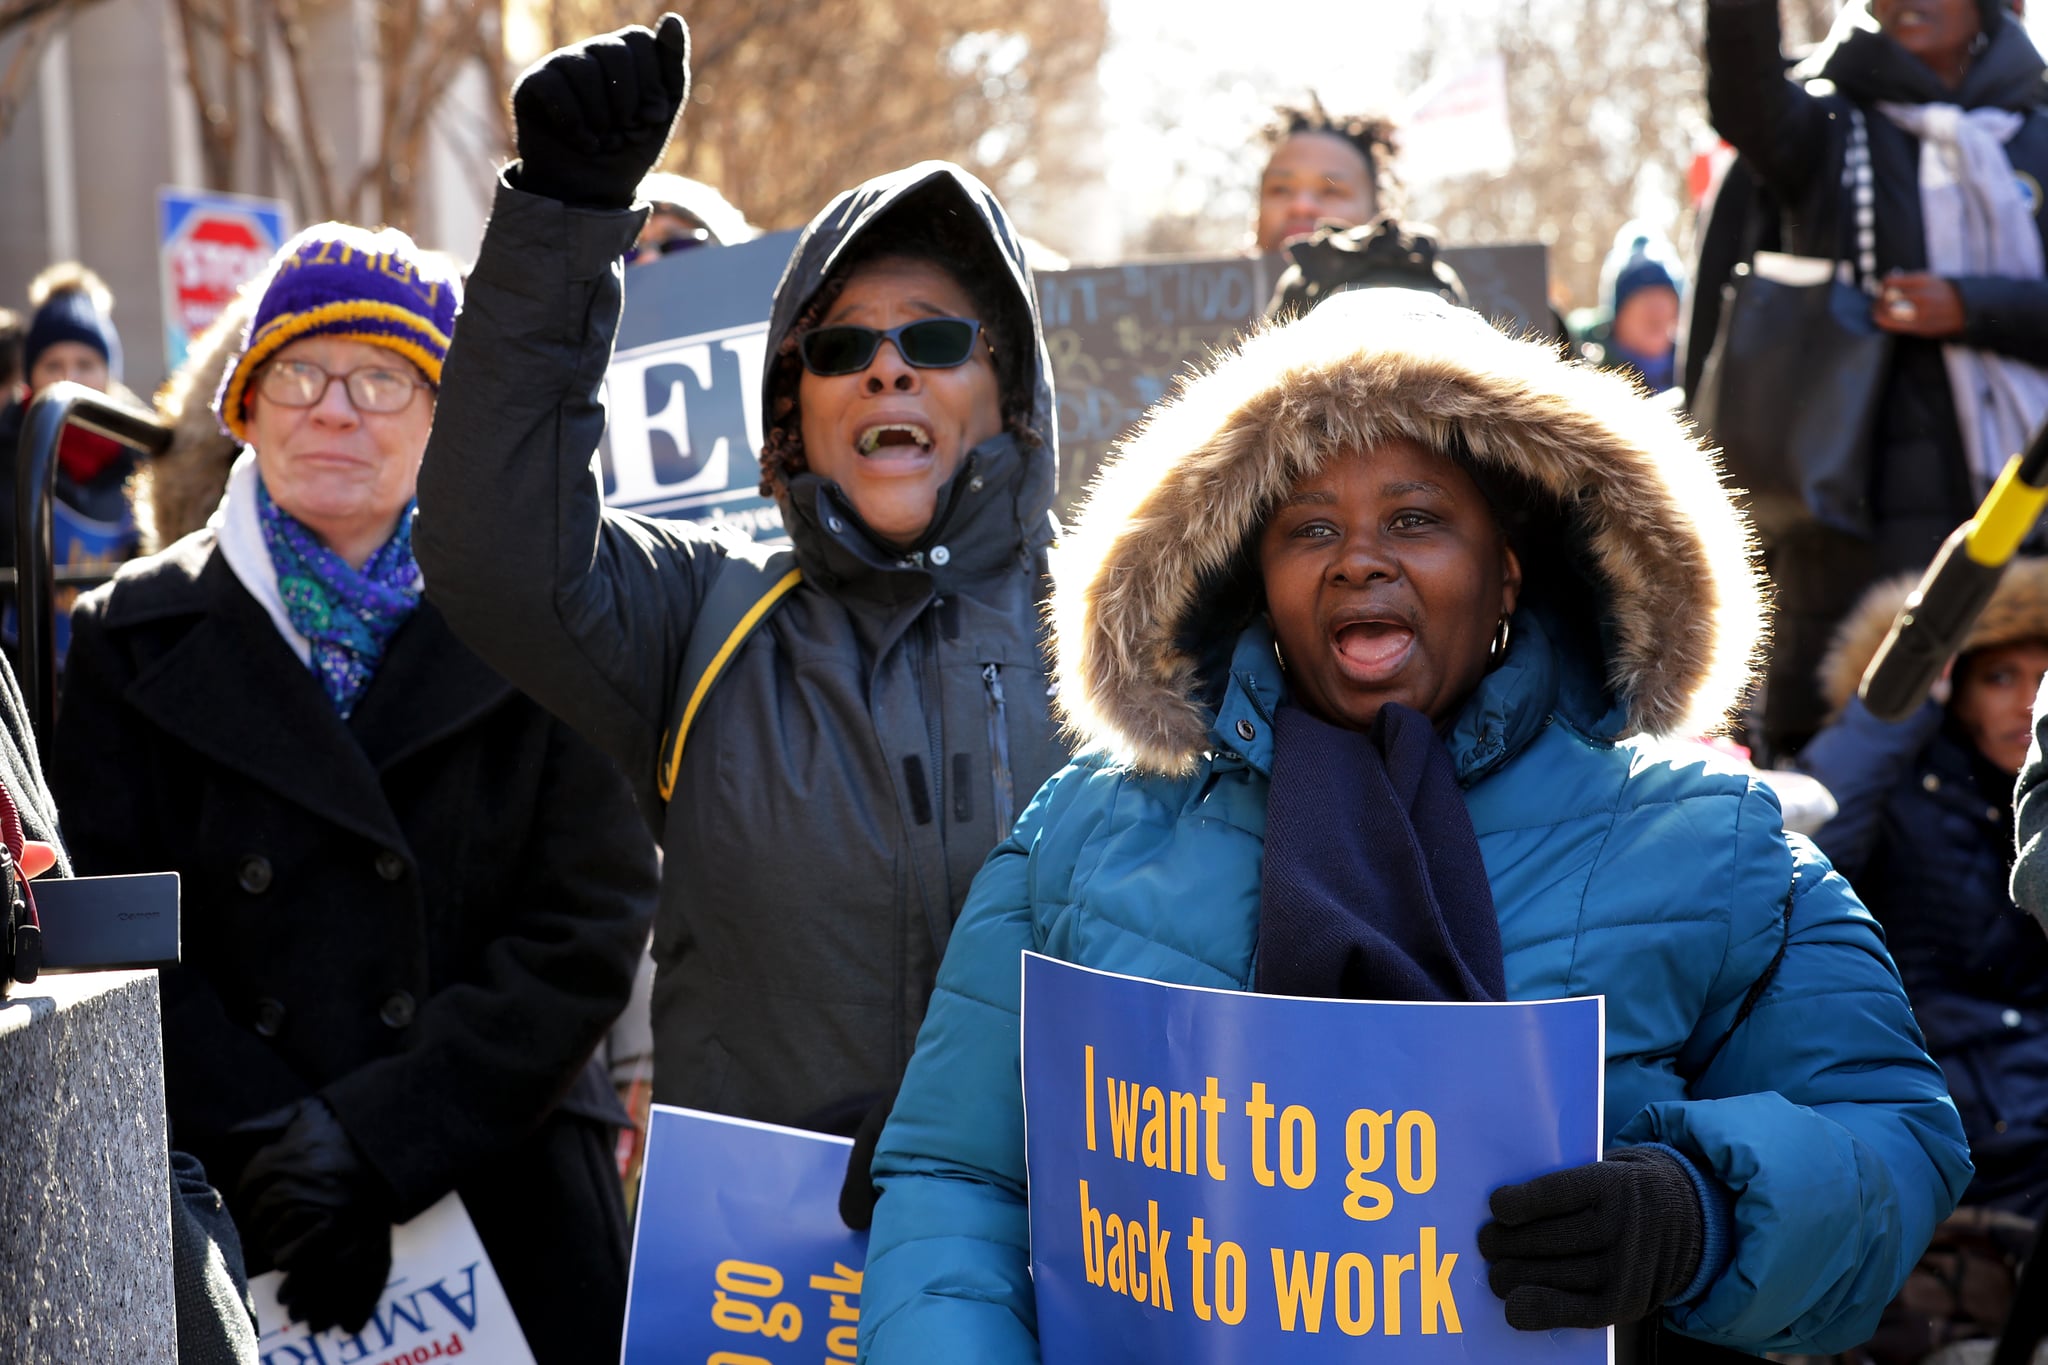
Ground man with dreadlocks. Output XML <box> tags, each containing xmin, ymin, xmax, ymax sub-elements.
<box><xmin>1254</xmin><ymin>100</ymin><xmax>1404</xmax><ymax>253</ymax></box>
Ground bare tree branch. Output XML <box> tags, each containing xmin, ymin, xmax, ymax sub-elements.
<box><xmin>0</xmin><ymin>7</ymin><xmax>58</xmax><ymax>141</ymax></box>
<box><xmin>0</xmin><ymin>0</ymin><xmax>106</xmax><ymax>42</ymax></box>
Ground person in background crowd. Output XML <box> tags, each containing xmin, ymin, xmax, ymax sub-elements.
<box><xmin>48</xmin><ymin>222</ymin><xmax>657</xmax><ymax>1358</ymax></box>
<box><xmin>1799</xmin><ymin>564</ymin><xmax>2048</xmax><ymax>1362</ymax></box>
<box><xmin>0</xmin><ymin>264</ymin><xmax>144</xmax><ymax>665</ymax></box>
<box><xmin>1704</xmin><ymin>0</ymin><xmax>2048</xmax><ymax>761</ymax></box>
<box><xmin>1262</xmin><ymin>216</ymin><xmax>1469</xmax><ymax>321</ymax></box>
<box><xmin>627</xmin><ymin>170</ymin><xmax>756</xmax><ymax>264</ymax></box>
<box><xmin>1253</xmin><ymin>99</ymin><xmax>1401</xmax><ymax>253</ymax></box>
<box><xmin>1575</xmin><ymin>223</ymin><xmax>1686</xmax><ymax>393</ymax></box>
<box><xmin>134</xmin><ymin>287</ymin><xmax>259</xmax><ymax>558</ymax></box>
<box><xmin>0</xmin><ymin>306</ymin><xmax>22</xmax><ymax>393</ymax></box>
<box><xmin>412</xmin><ymin>15</ymin><xmax>1071</xmax><ymax>1231</ymax></box>
<box><xmin>860</xmin><ymin>289</ymin><xmax>1969</xmax><ymax>1362</ymax></box>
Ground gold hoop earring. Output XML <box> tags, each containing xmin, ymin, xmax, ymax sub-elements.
<box><xmin>1489</xmin><ymin>615</ymin><xmax>1512</xmax><ymax>663</ymax></box>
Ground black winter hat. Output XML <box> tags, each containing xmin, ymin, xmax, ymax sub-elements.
<box><xmin>24</xmin><ymin>277</ymin><xmax>121</xmax><ymax>383</ymax></box>
<box><xmin>1262</xmin><ymin>218</ymin><xmax>1468</xmax><ymax>323</ymax></box>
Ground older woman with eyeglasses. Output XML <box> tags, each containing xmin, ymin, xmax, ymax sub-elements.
<box><xmin>47</xmin><ymin>223</ymin><xmax>658</xmax><ymax>1358</ymax></box>
<box><xmin>411</xmin><ymin>16</ymin><xmax>1070</xmax><ymax>1229</ymax></box>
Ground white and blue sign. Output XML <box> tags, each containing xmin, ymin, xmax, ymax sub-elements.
<box><xmin>604</xmin><ymin>231</ymin><xmax>799</xmax><ymax>542</ymax></box>
<box><xmin>622</xmin><ymin>1105</ymin><xmax>868</xmax><ymax>1365</ymax></box>
<box><xmin>1020</xmin><ymin>952</ymin><xmax>1608</xmax><ymax>1363</ymax></box>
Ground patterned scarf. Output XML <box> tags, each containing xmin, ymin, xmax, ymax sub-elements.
<box><xmin>256</xmin><ymin>478</ymin><xmax>423</xmax><ymax>716</ymax></box>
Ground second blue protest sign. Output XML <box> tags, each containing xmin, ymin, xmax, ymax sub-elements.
<box><xmin>1020</xmin><ymin>952</ymin><xmax>1608</xmax><ymax>1363</ymax></box>
<box><xmin>623</xmin><ymin>1105</ymin><xmax>868</xmax><ymax>1365</ymax></box>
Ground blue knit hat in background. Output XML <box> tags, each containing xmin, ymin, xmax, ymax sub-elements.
<box><xmin>214</xmin><ymin>222</ymin><xmax>460</xmax><ymax>443</ymax></box>
<box><xmin>24</xmin><ymin>263</ymin><xmax>122</xmax><ymax>385</ymax></box>
<box><xmin>1600</xmin><ymin>222</ymin><xmax>1685</xmax><ymax>320</ymax></box>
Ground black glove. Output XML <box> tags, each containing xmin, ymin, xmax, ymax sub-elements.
<box><xmin>837</xmin><ymin>1085</ymin><xmax>899</xmax><ymax>1231</ymax></box>
<box><xmin>237</xmin><ymin>1098</ymin><xmax>394</xmax><ymax>1334</ymax></box>
<box><xmin>510</xmin><ymin>12</ymin><xmax>690</xmax><ymax>211</ymax></box>
<box><xmin>1477</xmin><ymin>1145</ymin><xmax>1706</xmax><ymax>1331</ymax></box>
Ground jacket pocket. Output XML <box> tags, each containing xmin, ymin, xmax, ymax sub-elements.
<box><xmin>982</xmin><ymin>663</ymin><xmax>1015</xmax><ymax>835</ymax></box>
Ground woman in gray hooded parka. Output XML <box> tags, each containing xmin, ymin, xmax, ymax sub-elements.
<box><xmin>412</xmin><ymin>15</ymin><xmax>1068</xmax><ymax>1218</ymax></box>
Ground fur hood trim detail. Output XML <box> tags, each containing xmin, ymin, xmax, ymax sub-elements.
<box><xmin>1818</xmin><ymin>558</ymin><xmax>2048</xmax><ymax>717</ymax></box>
<box><xmin>1050</xmin><ymin>290</ymin><xmax>1769</xmax><ymax>776</ymax></box>
<box><xmin>135</xmin><ymin>285</ymin><xmax>258</xmax><ymax>554</ymax></box>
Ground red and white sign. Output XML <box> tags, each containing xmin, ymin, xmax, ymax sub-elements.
<box><xmin>157</xmin><ymin>188</ymin><xmax>290</xmax><ymax>373</ymax></box>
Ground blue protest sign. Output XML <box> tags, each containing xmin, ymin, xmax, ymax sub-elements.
<box><xmin>622</xmin><ymin>1105</ymin><xmax>868</xmax><ymax>1365</ymax></box>
<box><xmin>157</xmin><ymin>187</ymin><xmax>291</xmax><ymax>372</ymax></box>
<box><xmin>1020</xmin><ymin>952</ymin><xmax>1607</xmax><ymax>1363</ymax></box>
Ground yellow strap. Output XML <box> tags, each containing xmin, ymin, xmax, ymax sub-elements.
<box><xmin>1965</xmin><ymin>454</ymin><xmax>2048</xmax><ymax>566</ymax></box>
<box><xmin>656</xmin><ymin>567</ymin><xmax>803</xmax><ymax>801</ymax></box>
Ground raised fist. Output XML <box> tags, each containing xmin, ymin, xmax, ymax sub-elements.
<box><xmin>511</xmin><ymin>12</ymin><xmax>690</xmax><ymax>211</ymax></box>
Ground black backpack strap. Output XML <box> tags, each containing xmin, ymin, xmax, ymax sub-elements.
<box><xmin>655</xmin><ymin>541</ymin><xmax>802</xmax><ymax>802</ymax></box>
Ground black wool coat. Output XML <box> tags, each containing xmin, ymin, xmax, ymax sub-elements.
<box><xmin>48</xmin><ymin>530</ymin><xmax>658</xmax><ymax>1358</ymax></box>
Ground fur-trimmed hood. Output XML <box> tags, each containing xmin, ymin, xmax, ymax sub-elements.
<box><xmin>135</xmin><ymin>285</ymin><xmax>257</xmax><ymax>554</ymax></box>
<box><xmin>1051</xmin><ymin>290</ymin><xmax>1768</xmax><ymax>776</ymax></box>
<box><xmin>1818</xmin><ymin>558</ymin><xmax>2048</xmax><ymax>717</ymax></box>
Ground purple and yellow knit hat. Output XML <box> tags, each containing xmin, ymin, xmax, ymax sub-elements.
<box><xmin>213</xmin><ymin>222</ymin><xmax>460</xmax><ymax>443</ymax></box>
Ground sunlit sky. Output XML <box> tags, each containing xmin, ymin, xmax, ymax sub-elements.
<box><xmin>1086</xmin><ymin>0</ymin><xmax>2048</xmax><ymax>258</ymax></box>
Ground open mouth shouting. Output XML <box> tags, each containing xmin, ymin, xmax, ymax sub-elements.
<box><xmin>1329</xmin><ymin>605</ymin><xmax>1419</xmax><ymax>686</ymax></box>
<box><xmin>857</xmin><ymin>422</ymin><xmax>935</xmax><ymax>456</ymax></box>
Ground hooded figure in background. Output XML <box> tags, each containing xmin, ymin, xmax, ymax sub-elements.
<box><xmin>860</xmin><ymin>290</ymin><xmax>1969</xmax><ymax>1361</ymax></box>
<box><xmin>134</xmin><ymin>285</ymin><xmax>260</xmax><ymax>557</ymax></box>
<box><xmin>413</xmin><ymin>16</ymin><xmax>1071</xmax><ymax>1220</ymax></box>
<box><xmin>1800</xmin><ymin>565</ymin><xmax>2048</xmax><ymax>1362</ymax></box>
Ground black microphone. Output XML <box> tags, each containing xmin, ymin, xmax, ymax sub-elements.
<box><xmin>1860</xmin><ymin>418</ymin><xmax>2048</xmax><ymax>720</ymax></box>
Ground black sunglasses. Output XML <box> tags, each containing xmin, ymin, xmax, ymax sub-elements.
<box><xmin>798</xmin><ymin>318</ymin><xmax>985</xmax><ymax>377</ymax></box>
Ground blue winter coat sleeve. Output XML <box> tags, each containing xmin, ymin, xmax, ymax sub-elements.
<box><xmin>1799</xmin><ymin>696</ymin><xmax>1942</xmax><ymax>879</ymax></box>
<box><xmin>1617</xmin><ymin>786</ymin><xmax>1972</xmax><ymax>1354</ymax></box>
<box><xmin>858</xmin><ymin>770</ymin><xmax>1084</xmax><ymax>1364</ymax></box>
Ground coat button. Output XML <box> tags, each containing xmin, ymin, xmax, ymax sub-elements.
<box><xmin>237</xmin><ymin>856</ymin><xmax>273</xmax><ymax>894</ymax></box>
<box><xmin>252</xmin><ymin>998</ymin><xmax>286</xmax><ymax>1038</ymax></box>
<box><xmin>930</xmin><ymin>545</ymin><xmax>951</xmax><ymax>566</ymax></box>
<box><xmin>379</xmin><ymin>992</ymin><xmax>417</xmax><ymax>1030</ymax></box>
<box><xmin>2004</xmin><ymin>1008</ymin><xmax>2024</xmax><ymax>1028</ymax></box>
<box><xmin>1236</xmin><ymin>719</ymin><xmax>1256</xmax><ymax>742</ymax></box>
<box><xmin>374</xmin><ymin>850</ymin><xmax>407</xmax><ymax>882</ymax></box>
<box><xmin>1922</xmin><ymin>774</ymin><xmax>1941</xmax><ymax>792</ymax></box>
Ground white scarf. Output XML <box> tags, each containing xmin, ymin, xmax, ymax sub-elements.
<box><xmin>1878</xmin><ymin>100</ymin><xmax>2048</xmax><ymax>494</ymax></box>
<box><xmin>208</xmin><ymin>449</ymin><xmax>311</xmax><ymax>665</ymax></box>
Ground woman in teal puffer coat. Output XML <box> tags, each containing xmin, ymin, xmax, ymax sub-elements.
<box><xmin>858</xmin><ymin>289</ymin><xmax>1972</xmax><ymax>1361</ymax></box>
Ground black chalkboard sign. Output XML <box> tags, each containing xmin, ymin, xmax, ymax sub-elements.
<box><xmin>1039</xmin><ymin>245</ymin><xmax>1551</xmax><ymax>511</ymax></box>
